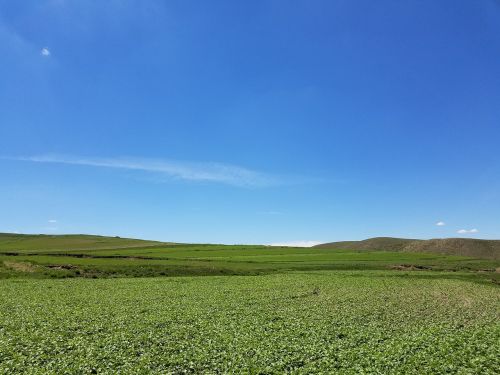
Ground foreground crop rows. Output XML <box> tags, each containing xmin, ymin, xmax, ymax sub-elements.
<box><xmin>0</xmin><ymin>271</ymin><xmax>499</xmax><ymax>374</ymax></box>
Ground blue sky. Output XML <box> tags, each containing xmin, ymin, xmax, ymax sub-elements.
<box><xmin>1</xmin><ymin>0</ymin><xmax>499</xmax><ymax>245</ymax></box>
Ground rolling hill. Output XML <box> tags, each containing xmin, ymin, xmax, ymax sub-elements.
<box><xmin>0</xmin><ymin>233</ymin><xmax>166</xmax><ymax>253</ymax></box>
<box><xmin>314</xmin><ymin>237</ymin><xmax>500</xmax><ymax>260</ymax></box>
<box><xmin>0</xmin><ymin>233</ymin><xmax>498</xmax><ymax>279</ymax></box>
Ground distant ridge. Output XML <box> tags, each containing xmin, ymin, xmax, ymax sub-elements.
<box><xmin>0</xmin><ymin>233</ymin><xmax>167</xmax><ymax>253</ymax></box>
<box><xmin>314</xmin><ymin>237</ymin><xmax>500</xmax><ymax>260</ymax></box>
<box><xmin>2</xmin><ymin>233</ymin><xmax>499</xmax><ymax>260</ymax></box>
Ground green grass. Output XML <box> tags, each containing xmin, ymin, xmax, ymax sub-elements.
<box><xmin>1</xmin><ymin>234</ymin><xmax>498</xmax><ymax>281</ymax></box>
<box><xmin>1</xmin><ymin>243</ymin><xmax>499</xmax><ymax>280</ymax></box>
<box><xmin>1</xmin><ymin>271</ymin><xmax>498</xmax><ymax>373</ymax></box>
<box><xmin>1</xmin><ymin>234</ymin><xmax>499</xmax><ymax>373</ymax></box>
<box><xmin>0</xmin><ymin>233</ymin><xmax>164</xmax><ymax>252</ymax></box>
<box><xmin>315</xmin><ymin>237</ymin><xmax>500</xmax><ymax>260</ymax></box>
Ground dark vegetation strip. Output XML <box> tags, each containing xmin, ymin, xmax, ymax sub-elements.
<box><xmin>0</xmin><ymin>251</ymin><xmax>164</xmax><ymax>260</ymax></box>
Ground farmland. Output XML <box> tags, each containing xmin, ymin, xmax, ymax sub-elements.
<box><xmin>0</xmin><ymin>234</ymin><xmax>499</xmax><ymax>373</ymax></box>
<box><xmin>1</xmin><ymin>234</ymin><xmax>499</xmax><ymax>281</ymax></box>
<box><xmin>1</xmin><ymin>271</ymin><xmax>499</xmax><ymax>373</ymax></box>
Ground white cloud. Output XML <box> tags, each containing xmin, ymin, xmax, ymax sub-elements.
<box><xmin>48</xmin><ymin>219</ymin><xmax>57</xmax><ymax>223</ymax></box>
<box><xmin>436</xmin><ymin>221</ymin><xmax>446</xmax><ymax>226</ymax></box>
<box><xmin>268</xmin><ymin>240</ymin><xmax>322</xmax><ymax>248</ymax></box>
<box><xmin>11</xmin><ymin>155</ymin><xmax>278</xmax><ymax>187</ymax></box>
<box><xmin>40</xmin><ymin>47</ymin><xmax>50</xmax><ymax>56</ymax></box>
<box><xmin>457</xmin><ymin>228</ymin><xmax>479</xmax><ymax>234</ymax></box>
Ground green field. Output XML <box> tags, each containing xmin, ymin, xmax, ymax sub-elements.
<box><xmin>1</xmin><ymin>271</ymin><xmax>499</xmax><ymax>374</ymax></box>
<box><xmin>0</xmin><ymin>233</ymin><xmax>164</xmax><ymax>252</ymax></box>
<box><xmin>1</xmin><ymin>234</ymin><xmax>499</xmax><ymax>281</ymax></box>
<box><xmin>0</xmin><ymin>234</ymin><xmax>499</xmax><ymax>373</ymax></box>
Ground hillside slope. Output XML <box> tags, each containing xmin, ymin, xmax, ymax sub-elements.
<box><xmin>314</xmin><ymin>237</ymin><xmax>500</xmax><ymax>260</ymax></box>
<box><xmin>403</xmin><ymin>238</ymin><xmax>500</xmax><ymax>260</ymax></box>
<box><xmin>0</xmin><ymin>233</ymin><xmax>165</xmax><ymax>253</ymax></box>
<box><xmin>314</xmin><ymin>237</ymin><xmax>418</xmax><ymax>252</ymax></box>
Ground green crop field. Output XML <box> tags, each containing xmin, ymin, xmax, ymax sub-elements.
<box><xmin>1</xmin><ymin>234</ymin><xmax>499</xmax><ymax>281</ymax></box>
<box><xmin>0</xmin><ymin>233</ymin><xmax>164</xmax><ymax>252</ymax></box>
<box><xmin>0</xmin><ymin>234</ymin><xmax>499</xmax><ymax>373</ymax></box>
<box><xmin>1</xmin><ymin>271</ymin><xmax>499</xmax><ymax>374</ymax></box>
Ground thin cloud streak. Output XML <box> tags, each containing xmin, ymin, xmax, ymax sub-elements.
<box><xmin>457</xmin><ymin>228</ymin><xmax>478</xmax><ymax>234</ymax></box>
<box><xmin>259</xmin><ymin>211</ymin><xmax>284</xmax><ymax>215</ymax></box>
<box><xmin>13</xmin><ymin>155</ymin><xmax>278</xmax><ymax>187</ymax></box>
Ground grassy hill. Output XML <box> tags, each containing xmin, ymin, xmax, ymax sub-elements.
<box><xmin>314</xmin><ymin>237</ymin><xmax>418</xmax><ymax>252</ymax></box>
<box><xmin>0</xmin><ymin>233</ymin><xmax>165</xmax><ymax>253</ymax></box>
<box><xmin>0</xmin><ymin>233</ymin><xmax>499</xmax><ymax>280</ymax></box>
<box><xmin>314</xmin><ymin>237</ymin><xmax>500</xmax><ymax>260</ymax></box>
<box><xmin>403</xmin><ymin>238</ymin><xmax>500</xmax><ymax>260</ymax></box>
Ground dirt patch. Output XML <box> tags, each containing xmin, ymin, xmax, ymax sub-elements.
<box><xmin>477</xmin><ymin>269</ymin><xmax>496</xmax><ymax>273</ymax></box>
<box><xmin>45</xmin><ymin>264</ymin><xmax>79</xmax><ymax>270</ymax></box>
<box><xmin>3</xmin><ymin>261</ymin><xmax>38</xmax><ymax>273</ymax></box>
<box><xmin>390</xmin><ymin>264</ymin><xmax>432</xmax><ymax>271</ymax></box>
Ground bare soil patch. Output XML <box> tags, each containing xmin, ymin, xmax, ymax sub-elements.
<box><xmin>390</xmin><ymin>264</ymin><xmax>432</xmax><ymax>271</ymax></box>
<box><xmin>3</xmin><ymin>261</ymin><xmax>38</xmax><ymax>273</ymax></box>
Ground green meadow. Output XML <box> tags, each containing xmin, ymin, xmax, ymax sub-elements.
<box><xmin>1</xmin><ymin>234</ymin><xmax>498</xmax><ymax>280</ymax></box>
<box><xmin>0</xmin><ymin>234</ymin><xmax>499</xmax><ymax>373</ymax></box>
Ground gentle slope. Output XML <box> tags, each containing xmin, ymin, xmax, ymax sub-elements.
<box><xmin>314</xmin><ymin>237</ymin><xmax>500</xmax><ymax>260</ymax></box>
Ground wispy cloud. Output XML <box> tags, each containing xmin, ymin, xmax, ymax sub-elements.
<box><xmin>48</xmin><ymin>219</ymin><xmax>57</xmax><ymax>223</ymax></box>
<box><xmin>268</xmin><ymin>240</ymin><xmax>322</xmax><ymax>248</ymax></box>
<box><xmin>11</xmin><ymin>155</ymin><xmax>278</xmax><ymax>187</ymax></box>
<box><xmin>436</xmin><ymin>221</ymin><xmax>446</xmax><ymax>226</ymax></box>
<box><xmin>259</xmin><ymin>211</ymin><xmax>284</xmax><ymax>215</ymax></box>
<box><xmin>457</xmin><ymin>228</ymin><xmax>478</xmax><ymax>234</ymax></box>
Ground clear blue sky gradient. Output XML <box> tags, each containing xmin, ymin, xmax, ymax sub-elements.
<box><xmin>1</xmin><ymin>1</ymin><xmax>499</xmax><ymax>244</ymax></box>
